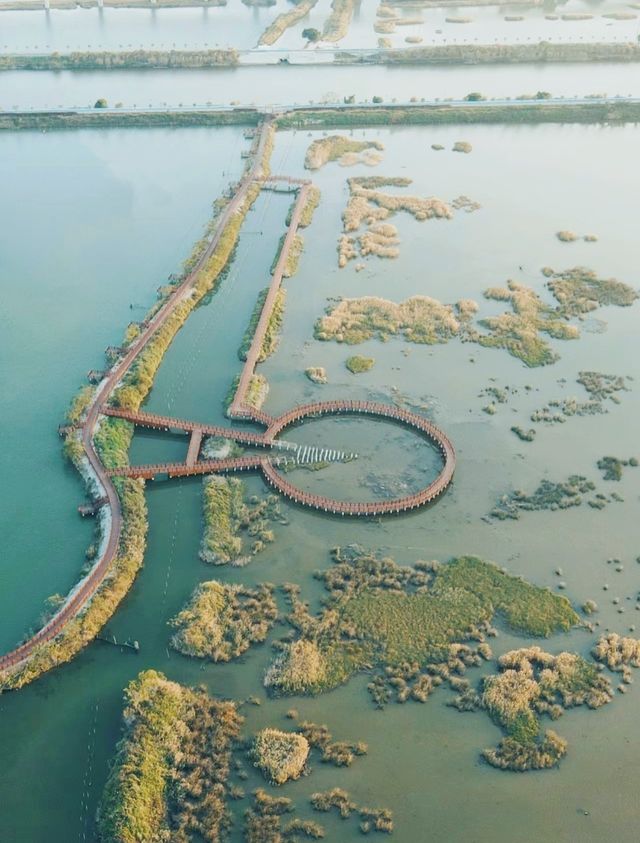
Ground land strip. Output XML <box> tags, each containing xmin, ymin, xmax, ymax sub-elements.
<box><xmin>4</xmin><ymin>98</ymin><xmax>640</xmax><ymax>134</ymax></box>
<box><xmin>3</xmin><ymin>42</ymin><xmax>640</xmax><ymax>70</ymax></box>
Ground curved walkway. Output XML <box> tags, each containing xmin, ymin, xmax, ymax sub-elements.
<box><xmin>107</xmin><ymin>400</ymin><xmax>456</xmax><ymax>515</ymax></box>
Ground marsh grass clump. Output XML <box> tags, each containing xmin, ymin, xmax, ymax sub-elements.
<box><xmin>578</xmin><ymin>371</ymin><xmax>630</xmax><ymax>402</ymax></box>
<box><xmin>200</xmin><ymin>477</ymin><xmax>281</xmax><ymax>565</ymax></box>
<box><xmin>346</xmin><ymin>355</ymin><xmax>375</xmax><ymax>374</ymax></box>
<box><xmin>556</xmin><ymin>230</ymin><xmax>578</xmax><ymax>242</ymax></box>
<box><xmin>97</xmin><ymin>670</ymin><xmax>243</xmax><ymax>842</ymax></box>
<box><xmin>297</xmin><ymin>721</ymin><xmax>368</xmax><ymax>766</ymax></box>
<box><xmin>305</xmin><ymin>136</ymin><xmax>384</xmax><ymax>170</ymax></box>
<box><xmin>476</xmin><ymin>280</ymin><xmax>579</xmax><ymax>367</ymax></box>
<box><xmin>315</xmin><ymin>295</ymin><xmax>469</xmax><ymax>345</ymax></box>
<box><xmin>477</xmin><ymin>647</ymin><xmax>612</xmax><ymax>771</ymax></box>
<box><xmin>298</xmin><ymin>186</ymin><xmax>322</xmax><ymax>228</ymax></box>
<box><xmin>322</xmin><ymin>0</ymin><xmax>357</xmax><ymax>42</ymax></box>
<box><xmin>491</xmin><ymin>475</ymin><xmax>596</xmax><ymax>520</ymax></box>
<box><xmin>258</xmin><ymin>0</ymin><xmax>320</xmax><ymax>46</ymax></box>
<box><xmin>337</xmin><ymin>175</ymin><xmax>452</xmax><ymax>267</ymax></box>
<box><xmin>244</xmin><ymin>789</ymin><xmax>295</xmax><ymax>842</ymax></box>
<box><xmin>251</xmin><ymin>729</ymin><xmax>310</xmax><ymax>785</ymax></box>
<box><xmin>597</xmin><ymin>456</ymin><xmax>636</xmax><ymax>482</ymax></box>
<box><xmin>264</xmin><ymin>550</ymin><xmax>578</xmax><ymax>701</ymax></box>
<box><xmin>452</xmin><ymin>141</ymin><xmax>472</xmax><ymax>153</ymax></box>
<box><xmin>592</xmin><ymin>633</ymin><xmax>640</xmax><ymax>671</ymax></box>
<box><xmin>305</xmin><ymin>367</ymin><xmax>328</xmax><ymax>384</ymax></box>
<box><xmin>310</xmin><ymin>788</ymin><xmax>357</xmax><ymax>818</ymax></box>
<box><xmin>546</xmin><ymin>266</ymin><xmax>638</xmax><ymax>315</ymax></box>
<box><xmin>169</xmin><ymin>580</ymin><xmax>277</xmax><ymax>662</ymax></box>
<box><xmin>511</xmin><ymin>426</ymin><xmax>536</xmax><ymax>442</ymax></box>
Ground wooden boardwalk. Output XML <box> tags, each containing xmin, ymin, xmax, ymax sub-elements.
<box><xmin>107</xmin><ymin>400</ymin><xmax>455</xmax><ymax>516</ymax></box>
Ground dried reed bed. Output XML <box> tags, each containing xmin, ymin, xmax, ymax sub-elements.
<box><xmin>251</xmin><ymin>729</ymin><xmax>310</xmax><ymax>784</ymax></box>
<box><xmin>305</xmin><ymin>135</ymin><xmax>384</xmax><ymax>170</ymax></box>
<box><xmin>169</xmin><ymin>580</ymin><xmax>277</xmax><ymax>662</ymax></box>
<box><xmin>316</xmin><ymin>295</ymin><xmax>468</xmax><ymax>344</ymax></box>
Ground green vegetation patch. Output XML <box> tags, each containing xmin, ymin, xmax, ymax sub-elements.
<box><xmin>345</xmin><ymin>355</ymin><xmax>375</xmax><ymax>373</ymax></box>
<box><xmin>200</xmin><ymin>476</ymin><xmax>281</xmax><ymax>565</ymax></box>
<box><xmin>264</xmin><ymin>549</ymin><xmax>578</xmax><ymax>700</ymax></box>
<box><xmin>258</xmin><ymin>0</ymin><xmax>320</xmax><ymax>47</ymax></box>
<box><xmin>97</xmin><ymin>670</ymin><xmax>243</xmax><ymax>842</ymax></box>
<box><xmin>169</xmin><ymin>580</ymin><xmax>277</xmax><ymax>662</ymax></box>
<box><xmin>311</xmin><ymin>789</ymin><xmax>393</xmax><ymax>834</ymax></box>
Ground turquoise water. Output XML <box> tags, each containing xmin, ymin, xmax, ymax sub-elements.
<box><xmin>1</xmin><ymin>121</ymin><xmax>640</xmax><ymax>842</ymax></box>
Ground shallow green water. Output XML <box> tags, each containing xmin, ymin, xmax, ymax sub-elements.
<box><xmin>1</xmin><ymin>122</ymin><xmax>640</xmax><ymax>842</ymax></box>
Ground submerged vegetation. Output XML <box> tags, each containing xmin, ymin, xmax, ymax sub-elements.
<box><xmin>490</xmin><ymin>473</ymin><xmax>626</xmax><ymax>519</ymax></box>
<box><xmin>169</xmin><ymin>580</ymin><xmax>277</xmax><ymax>662</ymax></box>
<box><xmin>264</xmin><ymin>548</ymin><xmax>578</xmax><ymax>702</ymax></box>
<box><xmin>97</xmin><ymin>670</ymin><xmax>243</xmax><ymax>842</ymax></box>
<box><xmin>200</xmin><ymin>477</ymin><xmax>281</xmax><ymax>565</ymax></box>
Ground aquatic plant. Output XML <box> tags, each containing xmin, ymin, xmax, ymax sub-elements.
<box><xmin>511</xmin><ymin>426</ymin><xmax>536</xmax><ymax>442</ymax></box>
<box><xmin>545</xmin><ymin>266</ymin><xmax>638</xmax><ymax>316</ymax></box>
<box><xmin>452</xmin><ymin>141</ymin><xmax>472</xmax><ymax>153</ymax></box>
<box><xmin>491</xmin><ymin>475</ymin><xmax>596</xmax><ymax>520</ymax></box>
<box><xmin>169</xmin><ymin>580</ymin><xmax>277</xmax><ymax>662</ymax></box>
<box><xmin>251</xmin><ymin>729</ymin><xmax>310</xmax><ymax>785</ymax></box>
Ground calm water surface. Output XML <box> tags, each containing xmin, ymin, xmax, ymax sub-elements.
<box><xmin>0</xmin><ymin>122</ymin><xmax>639</xmax><ymax>842</ymax></box>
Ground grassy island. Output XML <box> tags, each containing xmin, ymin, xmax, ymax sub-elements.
<box><xmin>97</xmin><ymin>670</ymin><xmax>243</xmax><ymax>842</ymax></box>
<box><xmin>258</xmin><ymin>0</ymin><xmax>320</xmax><ymax>47</ymax></box>
<box><xmin>264</xmin><ymin>549</ymin><xmax>578</xmax><ymax>701</ymax></box>
<box><xmin>0</xmin><ymin>48</ymin><xmax>238</xmax><ymax>71</ymax></box>
<box><xmin>304</xmin><ymin>135</ymin><xmax>384</xmax><ymax>170</ymax></box>
<box><xmin>170</xmin><ymin>580</ymin><xmax>278</xmax><ymax>662</ymax></box>
<box><xmin>251</xmin><ymin>728</ymin><xmax>310</xmax><ymax>785</ymax></box>
<box><xmin>346</xmin><ymin>355</ymin><xmax>375</xmax><ymax>373</ymax></box>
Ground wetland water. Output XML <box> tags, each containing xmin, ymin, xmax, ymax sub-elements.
<box><xmin>4</xmin><ymin>62</ymin><xmax>640</xmax><ymax>109</ymax></box>
<box><xmin>1</xmin><ymin>121</ymin><xmax>640</xmax><ymax>841</ymax></box>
